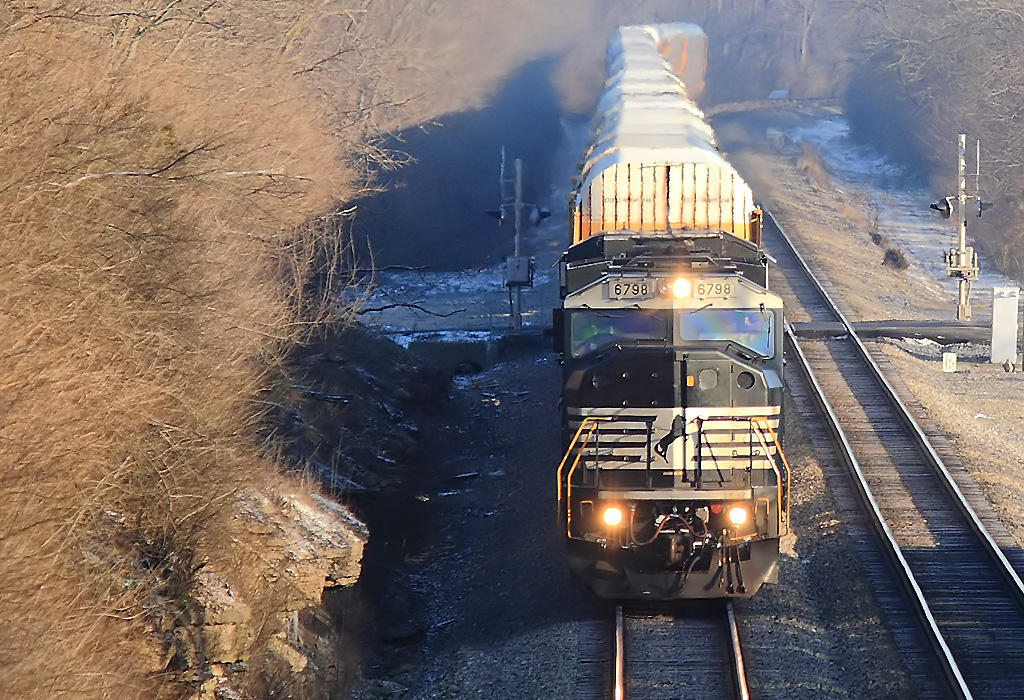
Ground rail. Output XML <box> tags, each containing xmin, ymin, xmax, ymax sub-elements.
<box><xmin>785</xmin><ymin>330</ymin><xmax>970</xmax><ymax>698</ymax></box>
<box><xmin>726</xmin><ymin>601</ymin><xmax>750</xmax><ymax>700</ymax></box>
<box><xmin>612</xmin><ymin>603</ymin><xmax>749</xmax><ymax>699</ymax></box>
<box><xmin>765</xmin><ymin>209</ymin><xmax>1024</xmax><ymax>603</ymax></box>
<box><xmin>768</xmin><ymin>207</ymin><xmax>1024</xmax><ymax>600</ymax></box>
<box><xmin>613</xmin><ymin>605</ymin><xmax>624</xmax><ymax>700</ymax></box>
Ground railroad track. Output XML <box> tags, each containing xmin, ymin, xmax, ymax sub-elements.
<box><xmin>764</xmin><ymin>213</ymin><xmax>1024</xmax><ymax>698</ymax></box>
<box><xmin>576</xmin><ymin>602</ymin><xmax>747</xmax><ymax>699</ymax></box>
<box><xmin>589</xmin><ymin>602</ymin><xmax>748</xmax><ymax>700</ymax></box>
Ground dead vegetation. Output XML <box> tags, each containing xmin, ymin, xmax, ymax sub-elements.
<box><xmin>847</xmin><ymin>0</ymin><xmax>1024</xmax><ymax>282</ymax></box>
<box><xmin>0</xmin><ymin>2</ymin><xmax>392</xmax><ymax>697</ymax></box>
<box><xmin>882</xmin><ymin>247</ymin><xmax>909</xmax><ymax>270</ymax></box>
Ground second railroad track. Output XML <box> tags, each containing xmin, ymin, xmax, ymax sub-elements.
<box><xmin>765</xmin><ymin>212</ymin><xmax>1024</xmax><ymax>699</ymax></box>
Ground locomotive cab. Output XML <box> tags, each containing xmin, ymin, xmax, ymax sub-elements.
<box><xmin>556</xmin><ymin>243</ymin><xmax>789</xmax><ymax>599</ymax></box>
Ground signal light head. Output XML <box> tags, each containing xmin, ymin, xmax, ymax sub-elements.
<box><xmin>672</xmin><ymin>278</ymin><xmax>691</xmax><ymax>298</ymax></box>
<box><xmin>603</xmin><ymin>507</ymin><xmax>623</xmax><ymax>526</ymax></box>
<box><xmin>728</xmin><ymin>506</ymin><xmax>748</xmax><ymax>525</ymax></box>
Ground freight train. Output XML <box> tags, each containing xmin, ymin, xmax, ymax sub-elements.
<box><xmin>554</xmin><ymin>23</ymin><xmax>790</xmax><ymax>599</ymax></box>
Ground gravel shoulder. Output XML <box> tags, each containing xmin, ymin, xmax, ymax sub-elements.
<box><xmin>736</xmin><ymin>392</ymin><xmax>914</xmax><ymax>698</ymax></box>
<box><xmin>353</xmin><ymin>349</ymin><xmax>608</xmax><ymax>698</ymax></box>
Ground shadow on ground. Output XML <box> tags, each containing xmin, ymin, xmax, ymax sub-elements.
<box><xmin>354</xmin><ymin>58</ymin><xmax>565</xmax><ymax>270</ymax></box>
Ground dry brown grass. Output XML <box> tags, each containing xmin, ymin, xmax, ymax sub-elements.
<box><xmin>0</xmin><ymin>2</ymin><xmax>379</xmax><ymax>696</ymax></box>
<box><xmin>797</xmin><ymin>142</ymin><xmax>832</xmax><ymax>188</ymax></box>
<box><xmin>850</xmin><ymin>0</ymin><xmax>1024</xmax><ymax>282</ymax></box>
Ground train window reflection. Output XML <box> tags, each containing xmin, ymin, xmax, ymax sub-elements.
<box><xmin>678</xmin><ymin>308</ymin><xmax>775</xmax><ymax>357</ymax></box>
<box><xmin>570</xmin><ymin>310</ymin><xmax>667</xmax><ymax>358</ymax></box>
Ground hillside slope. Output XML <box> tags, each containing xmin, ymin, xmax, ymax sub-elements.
<box><xmin>0</xmin><ymin>3</ymin><xmax>379</xmax><ymax>697</ymax></box>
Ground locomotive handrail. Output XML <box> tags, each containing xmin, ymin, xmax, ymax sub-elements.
<box><xmin>691</xmin><ymin>414</ymin><xmax>790</xmax><ymax>537</ymax></box>
<box><xmin>556</xmin><ymin>416</ymin><xmax>612</xmax><ymax>536</ymax></box>
<box><xmin>564</xmin><ymin>413</ymin><xmax>784</xmax><ymax>486</ymax></box>
<box><xmin>750</xmin><ymin>417</ymin><xmax>791</xmax><ymax>537</ymax></box>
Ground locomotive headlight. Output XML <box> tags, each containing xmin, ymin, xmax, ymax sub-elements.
<box><xmin>603</xmin><ymin>507</ymin><xmax>623</xmax><ymax>526</ymax></box>
<box><xmin>672</xmin><ymin>278</ymin><xmax>691</xmax><ymax>298</ymax></box>
<box><xmin>728</xmin><ymin>506</ymin><xmax>748</xmax><ymax>526</ymax></box>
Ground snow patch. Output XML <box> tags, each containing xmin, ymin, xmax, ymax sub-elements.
<box><xmin>788</xmin><ymin>116</ymin><xmax>1019</xmax><ymax>309</ymax></box>
<box><xmin>386</xmin><ymin>329</ymin><xmax>497</xmax><ymax>349</ymax></box>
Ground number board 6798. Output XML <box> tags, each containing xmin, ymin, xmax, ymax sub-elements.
<box><xmin>606</xmin><ymin>280</ymin><xmax>652</xmax><ymax>300</ymax></box>
<box><xmin>695</xmin><ymin>280</ymin><xmax>734</xmax><ymax>298</ymax></box>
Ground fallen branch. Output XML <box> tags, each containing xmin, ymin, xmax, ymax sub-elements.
<box><xmin>356</xmin><ymin>302</ymin><xmax>465</xmax><ymax>318</ymax></box>
<box><xmin>354</xmin><ymin>264</ymin><xmax>432</xmax><ymax>274</ymax></box>
<box><xmin>57</xmin><ymin>168</ymin><xmax>311</xmax><ymax>189</ymax></box>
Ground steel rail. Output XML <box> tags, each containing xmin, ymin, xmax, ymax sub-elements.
<box><xmin>764</xmin><ymin>208</ymin><xmax>1024</xmax><ymax>697</ymax></box>
<box><xmin>766</xmin><ymin>210</ymin><xmax>1024</xmax><ymax>605</ymax></box>
<box><xmin>613</xmin><ymin>605</ymin><xmax>624</xmax><ymax>700</ymax></box>
<box><xmin>613</xmin><ymin>604</ymin><xmax>747</xmax><ymax>700</ymax></box>
<box><xmin>725</xmin><ymin>602</ymin><xmax>750</xmax><ymax>700</ymax></box>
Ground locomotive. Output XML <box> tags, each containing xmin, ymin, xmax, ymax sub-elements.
<box><xmin>554</xmin><ymin>24</ymin><xmax>790</xmax><ymax>599</ymax></box>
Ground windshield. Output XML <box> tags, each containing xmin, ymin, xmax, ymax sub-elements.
<box><xmin>678</xmin><ymin>308</ymin><xmax>775</xmax><ymax>357</ymax></box>
<box><xmin>570</xmin><ymin>309</ymin><xmax>668</xmax><ymax>358</ymax></box>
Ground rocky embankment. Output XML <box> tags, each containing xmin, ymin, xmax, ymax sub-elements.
<box><xmin>176</xmin><ymin>492</ymin><xmax>367</xmax><ymax>698</ymax></box>
<box><xmin>158</xmin><ymin>324</ymin><xmax>443</xmax><ymax>698</ymax></box>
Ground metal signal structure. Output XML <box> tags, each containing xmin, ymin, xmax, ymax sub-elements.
<box><xmin>489</xmin><ymin>146</ymin><xmax>548</xmax><ymax>330</ymax></box>
<box><xmin>933</xmin><ymin>134</ymin><xmax>987</xmax><ymax>320</ymax></box>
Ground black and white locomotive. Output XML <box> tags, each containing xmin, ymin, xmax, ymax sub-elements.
<box><xmin>554</xmin><ymin>23</ymin><xmax>790</xmax><ymax>599</ymax></box>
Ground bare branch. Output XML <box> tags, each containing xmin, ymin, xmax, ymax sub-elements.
<box><xmin>355</xmin><ymin>302</ymin><xmax>466</xmax><ymax>318</ymax></box>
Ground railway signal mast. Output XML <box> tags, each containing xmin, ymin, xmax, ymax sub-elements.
<box><xmin>932</xmin><ymin>134</ymin><xmax>986</xmax><ymax>320</ymax></box>
<box><xmin>489</xmin><ymin>147</ymin><xmax>548</xmax><ymax>330</ymax></box>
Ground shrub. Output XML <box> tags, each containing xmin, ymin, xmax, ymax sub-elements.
<box><xmin>883</xmin><ymin>247</ymin><xmax>909</xmax><ymax>269</ymax></box>
<box><xmin>797</xmin><ymin>142</ymin><xmax>832</xmax><ymax>188</ymax></box>
<box><xmin>0</xmin><ymin>3</ymin><xmax>371</xmax><ymax>696</ymax></box>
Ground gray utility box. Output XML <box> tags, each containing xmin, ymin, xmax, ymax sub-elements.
<box><xmin>505</xmin><ymin>256</ymin><xmax>535</xmax><ymax>287</ymax></box>
<box><xmin>990</xmin><ymin>286</ymin><xmax>1020</xmax><ymax>364</ymax></box>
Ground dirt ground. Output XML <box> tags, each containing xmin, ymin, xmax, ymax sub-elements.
<box><xmin>878</xmin><ymin>341</ymin><xmax>1024</xmax><ymax>547</ymax></box>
